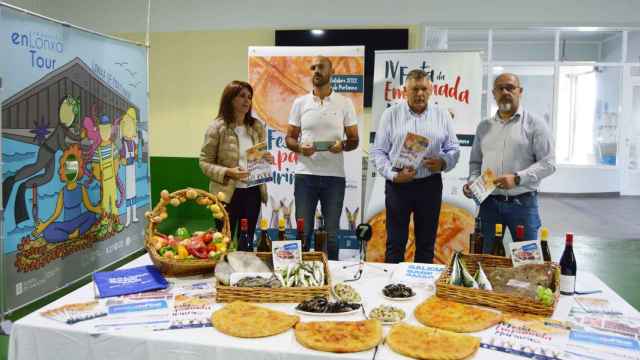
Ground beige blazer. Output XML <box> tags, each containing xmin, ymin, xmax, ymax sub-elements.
<box><xmin>199</xmin><ymin>118</ymin><xmax>268</xmax><ymax>204</ymax></box>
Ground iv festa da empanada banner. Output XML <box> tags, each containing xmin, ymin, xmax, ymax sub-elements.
<box><xmin>365</xmin><ymin>50</ymin><xmax>482</xmax><ymax>264</ymax></box>
<box><xmin>248</xmin><ymin>46</ymin><xmax>364</xmax><ymax>256</ymax></box>
<box><xmin>1</xmin><ymin>4</ymin><xmax>150</xmax><ymax>313</ymax></box>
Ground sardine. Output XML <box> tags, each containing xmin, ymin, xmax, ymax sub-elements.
<box><xmin>459</xmin><ymin>256</ymin><xmax>480</xmax><ymax>289</ymax></box>
<box><xmin>474</xmin><ymin>262</ymin><xmax>493</xmax><ymax>291</ymax></box>
<box><xmin>449</xmin><ymin>251</ymin><xmax>463</xmax><ymax>286</ymax></box>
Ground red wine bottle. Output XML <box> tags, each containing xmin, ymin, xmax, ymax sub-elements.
<box><xmin>559</xmin><ymin>232</ymin><xmax>577</xmax><ymax>295</ymax></box>
<box><xmin>297</xmin><ymin>218</ymin><xmax>307</xmax><ymax>251</ymax></box>
<box><xmin>515</xmin><ymin>225</ymin><xmax>525</xmax><ymax>242</ymax></box>
<box><xmin>239</xmin><ymin>218</ymin><xmax>252</xmax><ymax>251</ymax></box>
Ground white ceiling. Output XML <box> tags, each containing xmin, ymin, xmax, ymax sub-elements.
<box><xmin>3</xmin><ymin>0</ymin><xmax>640</xmax><ymax>34</ymax></box>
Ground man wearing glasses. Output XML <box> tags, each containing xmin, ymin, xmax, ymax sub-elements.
<box><xmin>464</xmin><ymin>73</ymin><xmax>556</xmax><ymax>252</ymax></box>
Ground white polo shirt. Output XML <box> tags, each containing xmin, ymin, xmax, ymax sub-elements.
<box><xmin>288</xmin><ymin>91</ymin><xmax>358</xmax><ymax>178</ymax></box>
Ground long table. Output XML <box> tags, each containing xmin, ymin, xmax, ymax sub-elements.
<box><xmin>8</xmin><ymin>254</ymin><xmax>640</xmax><ymax>360</ymax></box>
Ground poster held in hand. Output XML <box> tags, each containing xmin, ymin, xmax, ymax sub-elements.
<box><xmin>392</xmin><ymin>132</ymin><xmax>430</xmax><ymax>170</ymax></box>
<box><xmin>246</xmin><ymin>142</ymin><xmax>273</xmax><ymax>187</ymax></box>
<box><xmin>469</xmin><ymin>169</ymin><xmax>497</xmax><ymax>205</ymax></box>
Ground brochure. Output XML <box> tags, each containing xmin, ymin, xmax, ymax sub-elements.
<box><xmin>91</xmin><ymin>298</ymin><xmax>172</xmax><ymax>333</ymax></box>
<box><xmin>480</xmin><ymin>313</ymin><xmax>570</xmax><ymax>359</ymax></box>
<box><xmin>469</xmin><ymin>168</ymin><xmax>497</xmax><ymax>205</ymax></box>
<box><xmin>271</xmin><ymin>240</ymin><xmax>303</xmax><ymax>272</ymax></box>
<box><xmin>167</xmin><ymin>287</ymin><xmax>216</xmax><ymax>330</ymax></box>
<box><xmin>391</xmin><ymin>132</ymin><xmax>430</xmax><ymax>170</ymax></box>
<box><xmin>508</xmin><ymin>240</ymin><xmax>544</xmax><ymax>267</ymax></box>
<box><xmin>568</xmin><ymin>306</ymin><xmax>640</xmax><ymax>339</ymax></box>
<box><xmin>93</xmin><ymin>265</ymin><xmax>168</xmax><ymax>298</ymax></box>
<box><xmin>40</xmin><ymin>301</ymin><xmax>107</xmax><ymax>325</ymax></box>
<box><xmin>246</xmin><ymin>142</ymin><xmax>273</xmax><ymax>187</ymax></box>
<box><xmin>565</xmin><ymin>329</ymin><xmax>640</xmax><ymax>360</ymax></box>
<box><xmin>574</xmin><ymin>297</ymin><xmax>624</xmax><ymax>316</ymax></box>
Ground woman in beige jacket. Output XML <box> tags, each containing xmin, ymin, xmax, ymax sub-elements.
<box><xmin>199</xmin><ymin>81</ymin><xmax>272</xmax><ymax>250</ymax></box>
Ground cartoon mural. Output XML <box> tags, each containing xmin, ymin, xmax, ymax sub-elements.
<box><xmin>120</xmin><ymin>108</ymin><xmax>139</xmax><ymax>227</ymax></box>
<box><xmin>3</xmin><ymin>58</ymin><xmax>149</xmax><ymax>274</ymax></box>
<box><xmin>33</xmin><ymin>144</ymin><xmax>100</xmax><ymax>243</ymax></box>
<box><xmin>1</xmin><ymin>6</ymin><xmax>150</xmax><ymax>313</ymax></box>
<box><xmin>2</xmin><ymin>96</ymin><xmax>83</xmax><ymax>224</ymax></box>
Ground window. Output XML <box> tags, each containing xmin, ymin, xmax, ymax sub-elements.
<box><xmin>421</xmin><ymin>26</ymin><xmax>637</xmax><ymax>167</ymax></box>
<box><xmin>628</xmin><ymin>31</ymin><xmax>640</xmax><ymax>63</ymax></box>
<box><xmin>557</xmin><ymin>66</ymin><xmax>621</xmax><ymax>165</ymax></box>
<box><xmin>560</xmin><ymin>31</ymin><xmax>621</xmax><ymax>62</ymax></box>
<box><xmin>493</xmin><ymin>30</ymin><xmax>556</xmax><ymax>61</ymax></box>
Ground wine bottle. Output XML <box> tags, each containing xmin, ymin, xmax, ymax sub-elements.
<box><xmin>469</xmin><ymin>216</ymin><xmax>484</xmax><ymax>254</ymax></box>
<box><xmin>468</xmin><ymin>230</ymin><xmax>477</xmax><ymax>254</ymax></box>
<box><xmin>515</xmin><ymin>225</ymin><xmax>525</xmax><ymax>242</ymax></box>
<box><xmin>257</xmin><ymin>218</ymin><xmax>272</xmax><ymax>252</ymax></box>
<box><xmin>277</xmin><ymin>218</ymin><xmax>286</xmax><ymax>241</ymax></box>
<box><xmin>492</xmin><ymin>224</ymin><xmax>505</xmax><ymax>257</ymax></box>
<box><xmin>559</xmin><ymin>232</ymin><xmax>577</xmax><ymax>295</ymax></box>
<box><xmin>540</xmin><ymin>227</ymin><xmax>551</xmax><ymax>262</ymax></box>
<box><xmin>239</xmin><ymin>218</ymin><xmax>252</xmax><ymax>251</ymax></box>
<box><xmin>314</xmin><ymin>215</ymin><xmax>328</xmax><ymax>255</ymax></box>
<box><xmin>297</xmin><ymin>218</ymin><xmax>307</xmax><ymax>251</ymax></box>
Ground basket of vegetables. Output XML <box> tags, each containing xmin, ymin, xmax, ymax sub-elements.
<box><xmin>144</xmin><ymin>188</ymin><xmax>231</xmax><ymax>276</ymax></box>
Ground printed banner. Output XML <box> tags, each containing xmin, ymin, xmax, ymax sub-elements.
<box><xmin>365</xmin><ymin>50</ymin><xmax>483</xmax><ymax>264</ymax></box>
<box><xmin>248</xmin><ymin>46</ymin><xmax>364</xmax><ymax>258</ymax></box>
<box><xmin>1</xmin><ymin>5</ymin><xmax>150</xmax><ymax>313</ymax></box>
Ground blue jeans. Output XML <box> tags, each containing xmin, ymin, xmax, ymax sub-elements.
<box><xmin>294</xmin><ymin>174</ymin><xmax>345</xmax><ymax>260</ymax></box>
<box><xmin>479</xmin><ymin>192</ymin><xmax>542</xmax><ymax>254</ymax></box>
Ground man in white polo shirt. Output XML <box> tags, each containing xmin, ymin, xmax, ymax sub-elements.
<box><xmin>285</xmin><ymin>56</ymin><xmax>359</xmax><ymax>260</ymax></box>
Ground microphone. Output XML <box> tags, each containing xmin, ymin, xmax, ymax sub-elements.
<box><xmin>355</xmin><ymin>223</ymin><xmax>372</xmax><ymax>242</ymax></box>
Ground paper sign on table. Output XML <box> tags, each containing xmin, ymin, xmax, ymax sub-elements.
<box><xmin>508</xmin><ymin>240</ymin><xmax>544</xmax><ymax>267</ymax></box>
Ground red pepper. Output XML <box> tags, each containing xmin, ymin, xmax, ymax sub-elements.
<box><xmin>191</xmin><ymin>247</ymin><xmax>209</xmax><ymax>259</ymax></box>
<box><xmin>187</xmin><ymin>239</ymin><xmax>208</xmax><ymax>259</ymax></box>
<box><xmin>202</xmin><ymin>232</ymin><xmax>213</xmax><ymax>244</ymax></box>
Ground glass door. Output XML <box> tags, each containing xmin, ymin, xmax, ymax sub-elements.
<box><xmin>620</xmin><ymin>66</ymin><xmax>640</xmax><ymax>195</ymax></box>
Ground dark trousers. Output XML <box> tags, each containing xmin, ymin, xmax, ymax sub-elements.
<box><xmin>385</xmin><ymin>174</ymin><xmax>442</xmax><ymax>264</ymax></box>
<box><xmin>227</xmin><ymin>186</ymin><xmax>261</xmax><ymax>251</ymax></box>
<box><xmin>479</xmin><ymin>192</ymin><xmax>541</xmax><ymax>254</ymax></box>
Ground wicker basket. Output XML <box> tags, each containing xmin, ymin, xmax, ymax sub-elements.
<box><xmin>144</xmin><ymin>188</ymin><xmax>231</xmax><ymax>276</ymax></box>
<box><xmin>216</xmin><ymin>251</ymin><xmax>331</xmax><ymax>303</ymax></box>
<box><xmin>435</xmin><ymin>253</ymin><xmax>560</xmax><ymax>317</ymax></box>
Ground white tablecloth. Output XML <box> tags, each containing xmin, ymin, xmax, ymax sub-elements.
<box><xmin>8</xmin><ymin>254</ymin><xmax>640</xmax><ymax>360</ymax></box>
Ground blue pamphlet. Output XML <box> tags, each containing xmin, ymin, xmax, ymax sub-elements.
<box><xmin>93</xmin><ymin>265</ymin><xmax>168</xmax><ymax>298</ymax></box>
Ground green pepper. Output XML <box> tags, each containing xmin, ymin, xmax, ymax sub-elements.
<box><xmin>175</xmin><ymin>227</ymin><xmax>191</xmax><ymax>239</ymax></box>
<box><xmin>158</xmin><ymin>245</ymin><xmax>176</xmax><ymax>256</ymax></box>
